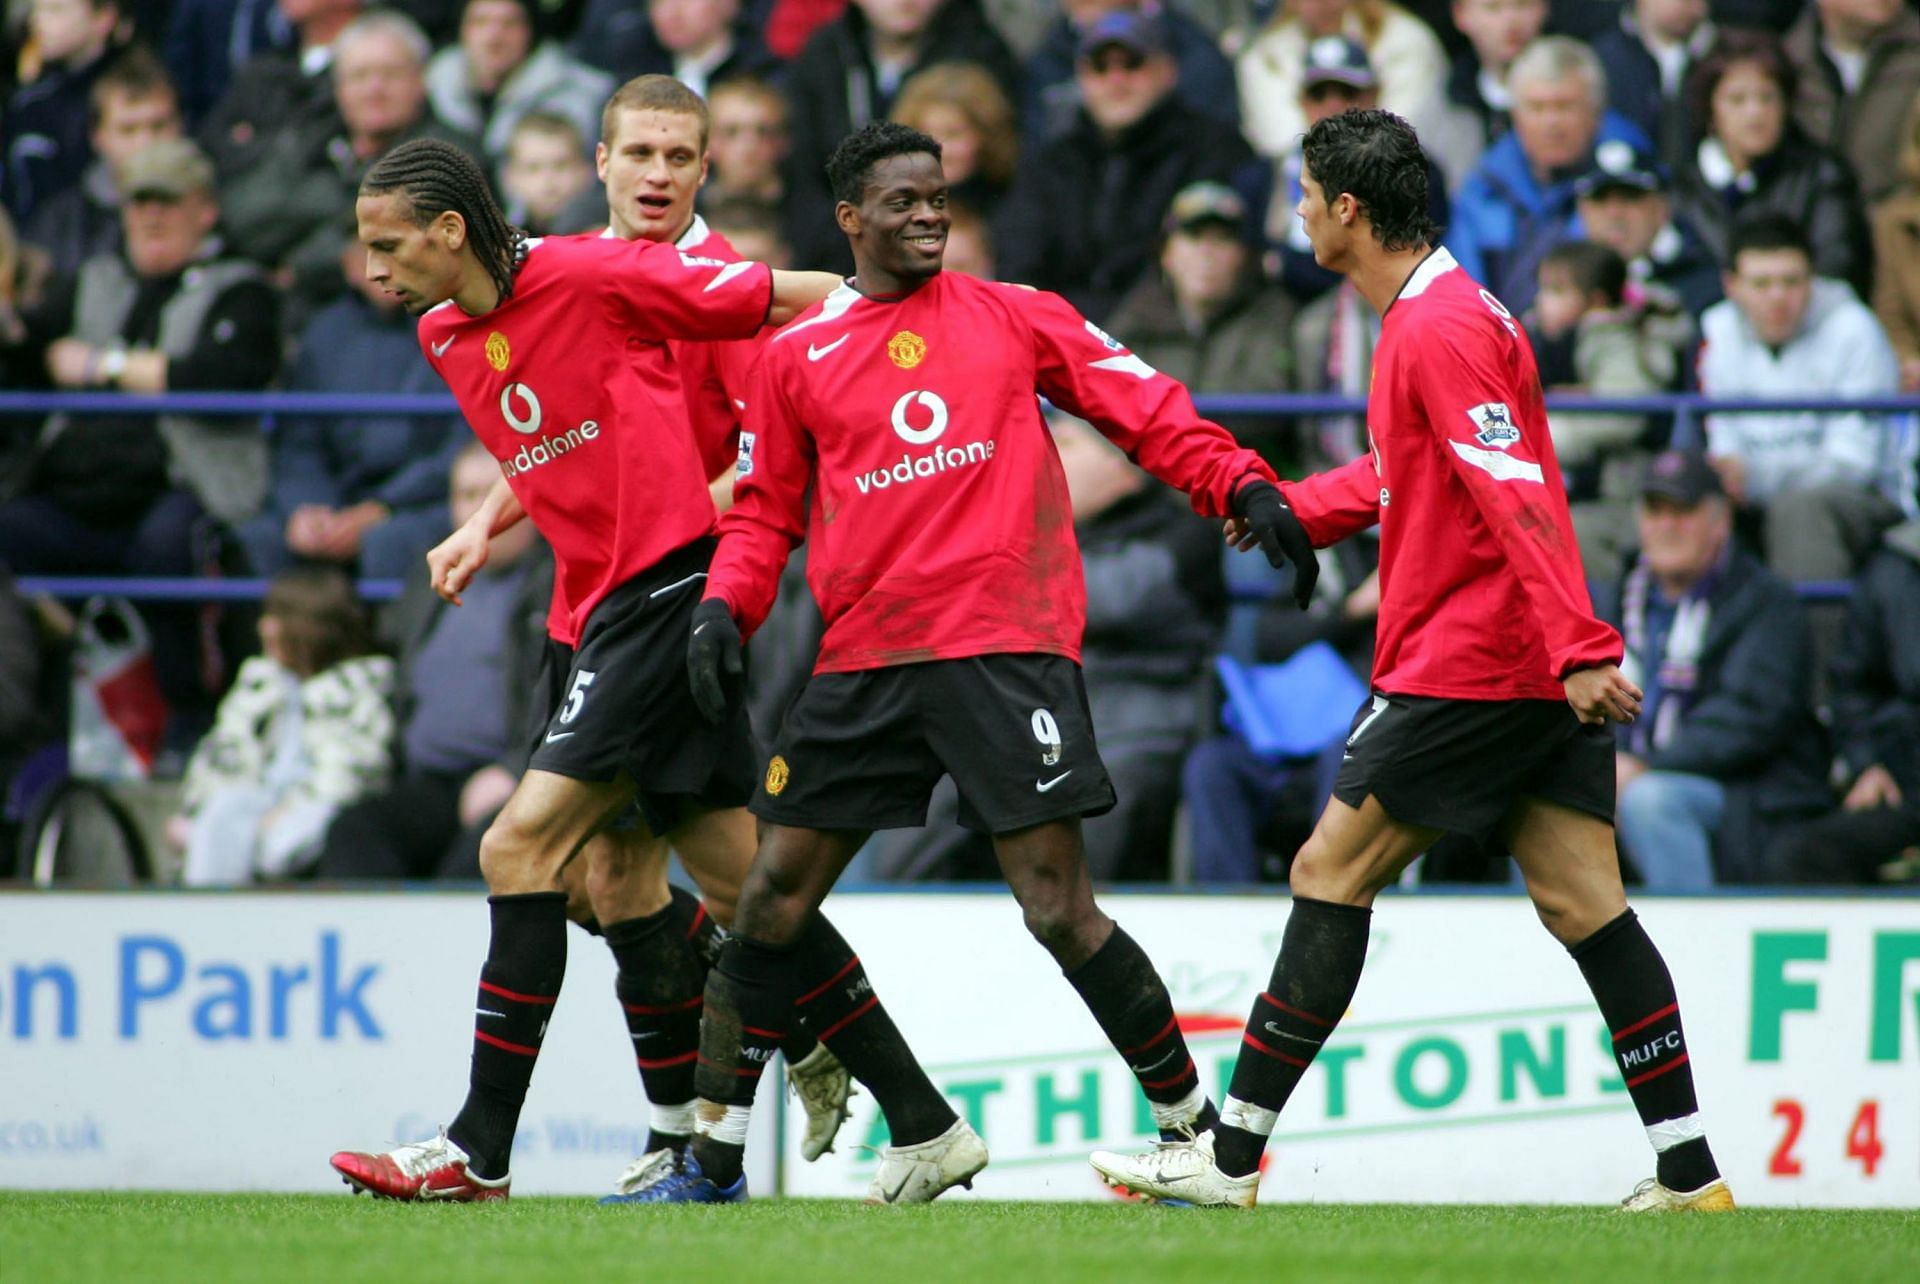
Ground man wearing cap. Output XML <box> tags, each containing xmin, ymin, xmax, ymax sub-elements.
<box><xmin>0</xmin><ymin>136</ymin><xmax>279</xmax><ymax>715</ymax></box>
<box><xmin>425</xmin><ymin>0</ymin><xmax>612</xmax><ymax>174</ymax></box>
<box><xmin>1574</xmin><ymin>140</ymin><xmax>1722</xmax><ymax>319</ymax></box>
<box><xmin>1022</xmin><ymin>0</ymin><xmax>1241</xmax><ymax>145</ymax></box>
<box><xmin>997</xmin><ymin>9</ymin><xmax>1253</xmax><ymax>323</ymax></box>
<box><xmin>1595</xmin><ymin>448</ymin><xmax>1830</xmax><ymax>888</ymax></box>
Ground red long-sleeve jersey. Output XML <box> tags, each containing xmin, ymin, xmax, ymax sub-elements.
<box><xmin>666</xmin><ymin>215</ymin><xmax>766</xmax><ymax>480</ymax></box>
<box><xmin>706</xmin><ymin>272</ymin><xmax>1277</xmax><ymax>673</ymax></box>
<box><xmin>1282</xmin><ymin>248</ymin><xmax>1622</xmax><ymax>700</ymax></box>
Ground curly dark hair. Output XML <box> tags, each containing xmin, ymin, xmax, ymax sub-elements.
<box><xmin>361</xmin><ymin>137</ymin><xmax>524</xmax><ymax>303</ymax></box>
<box><xmin>1300</xmin><ymin>109</ymin><xmax>1439</xmax><ymax>254</ymax></box>
<box><xmin>824</xmin><ymin>120</ymin><xmax>943</xmax><ymax>206</ymax></box>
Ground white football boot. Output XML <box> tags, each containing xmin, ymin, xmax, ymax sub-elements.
<box><xmin>607</xmin><ymin>1147</ymin><xmax>680</xmax><ymax>1198</ymax></box>
<box><xmin>865</xmin><ymin>1119</ymin><xmax>989</xmax><ymax>1205</ymax></box>
<box><xmin>787</xmin><ymin>1043</ymin><xmax>854</xmax><ymax>1161</ymax></box>
<box><xmin>1089</xmin><ymin>1128</ymin><xmax>1258</xmax><ymax>1209</ymax></box>
<box><xmin>1619</xmin><ymin>1177</ymin><xmax>1736</xmax><ymax>1212</ymax></box>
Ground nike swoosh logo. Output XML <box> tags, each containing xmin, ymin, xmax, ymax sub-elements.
<box><xmin>1036</xmin><ymin>771</ymin><xmax>1073</xmax><ymax>793</ymax></box>
<box><xmin>1263</xmin><ymin>1022</ymin><xmax>1321</xmax><ymax>1045</ymax></box>
<box><xmin>477</xmin><ymin>1009</ymin><xmax>506</xmax><ymax>1019</ymax></box>
<box><xmin>431</xmin><ymin>336</ymin><xmax>455</xmax><ymax>357</ymax></box>
<box><xmin>545</xmin><ymin>731</ymin><xmax>574</xmax><ymax>743</ymax></box>
<box><xmin>807</xmin><ymin>335</ymin><xmax>849</xmax><ymax>361</ymax></box>
<box><xmin>879</xmin><ymin>1171</ymin><xmax>912</xmax><ymax>1203</ymax></box>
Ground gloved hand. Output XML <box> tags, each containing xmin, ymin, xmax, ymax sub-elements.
<box><xmin>687</xmin><ymin>598</ymin><xmax>744</xmax><ymax>723</ymax></box>
<box><xmin>1234</xmin><ymin>479</ymin><xmax>1318</xmax><ymax>609</ymax></box>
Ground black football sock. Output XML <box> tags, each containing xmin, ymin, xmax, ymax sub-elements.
<box><xmin>1572</xmin><ymin>909</ymin><xmax>1719</xmax><ymax>1192</ymax></box>
<box><xmin>1213</xmin><ymin>897</ymin><xmax>1371</xmax><ymax>1178</ymax></box>
<box><xmin>791</xmin><ymin>913</ymin><xmax>955</xmax><ymax>1147</ymax></box>
<box><xmin>1065</xmin><ymin>924</ymin><xmax>1214</xmax><ymax>1137</ymax></box>
<box><xmin>449</xmin><ymin>892</ymin><xmax>568</xmax><ymax>1180</ymax></box>
<box><xmin>603</xmin><ymin>888</ymin><xmax>710</xmax><ymax>1154</ymax></box>
<box><xmin>690</xmin><ymin>935</ymin><xmax>793</xmax><ymax>1189</ymax></box>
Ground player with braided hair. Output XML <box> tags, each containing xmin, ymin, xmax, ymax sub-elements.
<box><xmin>327</xmin><ymin>136</ymin><xmax>852</xmax><ymax>1202</ymax></box>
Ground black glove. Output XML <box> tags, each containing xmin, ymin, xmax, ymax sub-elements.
<box><xmin>1235</xmin><ymin>478</ymin><xmax>1319</xmax><ymax>609</ymax></box>
<box><xmin>687</xmin><ymin>598</ymin><xmax>744</xmax><ymax>724</ymax></box>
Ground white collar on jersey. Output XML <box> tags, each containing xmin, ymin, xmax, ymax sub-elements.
<box><xmin>595</xmin><ymin>213</ymin><xmax>711</xmax><ymax>249</ymax></box>
<box><xmin>1399</xmin><ymin>246</ymin><xmax>1459</xmax><ymax>301</ymax></box>
<box><xmin>769</xmin><ymin>282</ymin><xmax>862</xmax><ymax>344</ymax></box>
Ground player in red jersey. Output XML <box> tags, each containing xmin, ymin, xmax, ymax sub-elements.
<box><xmin>1091</xmin><ymin>110</ymin><xmax>1732</xmax><ymax>1213</ymax></box>
<box><xmin>649</xmin><ymin>121</ymin><xmax>1318</xmax><ymax>1205</ymax></box>
<box><xmin>324</xmin><ymin>136</ymin><xmax>861</xmax><ymax>1203</ymax></box>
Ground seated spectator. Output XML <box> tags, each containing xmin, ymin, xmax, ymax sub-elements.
<box><xmin>425</xmin><ymin>0</ymin><xmax>612</xmax><ymax>172</ymax></box>
<box><xmin>1697</xmin><ymin>213</ymin><xmax>1905</xmax><ymax>582</ymax></box>
<box><xmin>1671</xmin><ymin>29</ymin><xmax>1871</xmax><ymax>298</ymax></box>
<box><xmin>1599</xmin><ymin>449</ymin><xmax>1830</xmax><ymax>888</ymax></box>
<box><xmin>698</xmin><ymin>77</ymin><xmax>839</xmax><ymax>270</ymax></box>
<box><xmin>1785</xmin><ymin>0</ymin><xmax>1920</xmax><ymax>209</ymax></box>
<box><xmin>238</xmin><ymin>234</ymin><xmax>465</xmax><ymax>580</ymax></box>
<box><xmin>1292</xmin><ymin>278</ymin><xmax>1378</xmax><ymax>471</ymax></box>
<box><xmin>889</xmin><ymin>61</ymin><xmax>1018</xmax><ymax>223</ymax></box>
<box><xmin>1448</xmin><ymin>34</ymin><xmax>1652</xmax><ymax>314</ymax></box>
<box><xmin>1234</xmin><ymin>0</ymin><xmax>1447</xmax><ymax>160</ymax></box>
<box><xmin>1423</xmin><ymin>0</ymin><xmax>1546</xmax><ymax>191</ymax></box>
<box><xmin>200</xmin><ymin>0</ymin><xmax>366</xmax><ymax>181</ymax></box>
<box><xmin>1573</xmin><ymin>140</ymin><xmax>1722</xmax><ymax>319</ymax></box>
<box><xmin>997</xmin><ymin>11</ymin><xmax>1255</xmax><ymax>322</ymax></box>
<box><xmin>1024</xmin><ymin>0</ymin><xmax>1241</xmax><ymax>145</ymax></box>
<box><xmin>501</xmin><ymin>110</ymin><xmax>595</xmax><ymax>233</ymax></box>
<box><xmin>164</xmin><ymin>0</ymin><xmax>292</xmax><ymax>126</ymax></box>
<box><xmin>1763</xmin><ymin>517</ymin><xmax>1920</xmax><ymax>884</ymax></box>
<box><xmin>0</xmin><ymin>139</ymin><xmax>279</xmax><ymax>713</ymax></box>
<box><xmin>567</xmin><ymin>0</ymin><xmax>776</xmax><ymax>93</ymax></box>
<box><xmin>1528</xmin><ymin>239</ymin><xmax>1690</xmax><ymax>581</ymax></box>
<box><xmin>1592</xmin><ymin>0</ymin><xmax>1717</xmax><ymax>174</ymax></box>
<box><xmin>0</xmin><ymin>205</ymin><xmax>55</xmax><ymax>392</ymax></box>
<box><xmin>317</xmin><ymin>443</ymin><xmax>551</xmax><ymax>883</ymax></box>
<box><xmin>940</xmin><ymin>200</ymin><xmax>996</xmax><ymax>278</ymax></box>
<box><xmin>702</xmin><ymin>195</ymin><xmax>792</xmax><ymax>266</ymax></box>
<box><xmin>1870</xmin><ymin>93</ymin><xmax>1920</xmax><ymax>393</ymax></box>
<box><xmin>172</xmin><ymin>566</ymin><xmax>394</xmax><ymax>885</ymax></box>
<box><xmin>22</xmin><ymin>46</ymin><xmax>181</xmax><ymax>279</ymax></box>
<box><xmin>4</xmin><ymin>0</ymin><xmax>127</xmax><ymax>222</ymax></box>
<box><xmin>1107</xmin><ymin>181</ymin><xmax>1297</xmax><ymax>442</ymax></box>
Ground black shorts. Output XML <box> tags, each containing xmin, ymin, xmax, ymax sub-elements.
<box><xmin>1330</xmin><ymin>692</ymin><xmax>1614</xmax><ymax>839</ymax></box>
<box><xmin>525</xmin><ymin>537</ymin><xmax>757</xmax><ymax>830</ymax></box>
<box><xmin>752</xmin><ymin>653</ymin><xmax>1116</xmax><ymax>835</ymax></box>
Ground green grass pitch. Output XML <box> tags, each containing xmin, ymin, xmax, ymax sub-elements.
<box><xmin>3</xmin><ymin>1194</ymin><xmax>1915</xmax><ymax>1283</ymax></box>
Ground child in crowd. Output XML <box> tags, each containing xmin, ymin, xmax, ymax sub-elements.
<box><xmin>500</xmin><ymin>111</ymin><xmax>595</xmax><ymax>236</ymax></box>
<box><xmin>171</xmin><ymin>567</ymin><xmax>394</xmax><ymax>885</ymax></box>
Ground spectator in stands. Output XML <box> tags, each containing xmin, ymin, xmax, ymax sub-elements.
<box><xmin>4</xmin><ymin>0</ymin><xmax>127</xmax><ymax>222</ymax></box>
<box><xmin>0</xmin><ymin>205</ymin><xmax>54</xmax><ymax>392</ymax></box>
<box><xmin>1449</xmin><ymin>35</ymin><xmax>1652</xmax><ymax>315</ymax></box>
<box><xmin>996</xmin><ymin>10</ymin><xmax>1254</xmax><ymax>322</ymax></box>
<box><xmin>698</xmin><ymin>77</ymin><xmax>838</xmax><ymax>268</ymax></box>
<box><xmin>702</xmin><ymin>195</ymin><xmax>792</xmax><ymax>266</ymax></box>
<box><xmin>165</xmin><ymin>0</ymin><xmax>291</xmax><ymax>126</ymax></box>
<box><xmin>1870</xmin><ymin>93</ymin><xmax>1920</xmax><ymax>392</ymax></box>
<box><xmin>238</xmin><ymin>234</ymin><xmax>464</xmax><ymax>580</ymax></box>
<box><xmin>1234</xmin><ymin>0</ymin><xmax>1447</xmax><ymax>160</ymax></box>
<box><xmin>889</xmin><ymin>61</ymin><xmax>1019</xmax><ymax>224</ymax></box>
<box><xmin>1698</xmin><ymin>213</ymin><xmax>1905</xmax><ymax>582</ymax></box>
<box><xmin>173</xmin><ymin>565</ymin><xmax>394</xmax><ymax>886</ymax></box>
<box><xmin>1599</xmin><ymin>449</ymin><xmax>1830</xmax><ymax>889</ymax></box>
<box><xmin>941</xmin><ymin>201</ymin><xmax>995</xmax><ymax>278</ymax></box>
<box><xmin>23</xmin><ymin>47</ymin><xmax>180</xmax><ymax>279</ymax></box>
<box><xmin>317</xmin><ymin>443</ymin><xmax>550</xmax><ymax>883</ymax></box>
<box><xmin>567</xmin><ymin>0</ymin><xmax>776</xmax><ymax>93</ymax></box>
<box><xmin>425</xmin><ymin>0</ymin><xmax>612</xmax><ymax>171</ymax></box>
<box><xmin>0</xmin><ymin>138</ymin><xmax>278</xmax><ymax>710</ymax></box>
<box><xmin>1423</xmin><ymin>0</ymin><xmax>1546</xmax><ymax>191</ymax></box>
<box><xmin>1573</xmin><ymin>139</ymin><xmax>1723</xmax><ymax>319</ymax></box>
<box><xmin>1671</xmin><ymin>29</ymin><xmax>1872</xmax><ymax>298</ymax></box>
<box><xmin>1024</xmin><ymin>0</ymin><xmax>1241</xmax><ymax>145</ymax></box>
<box><xmin>1763</xmin><ymin>518</ymin><xmax>1920</xmax><ymax>885</ymax></box>
<box><xmin>1292</xmin><ymin>278</ymin><xmax>1377</xmax><ymax>471</ymax></box>
<box><xmin>500</xmin><ymin>110</ymin><xmax>594</xmax><ymax>233</ymax></box>
<box><xmin>1785</xmin><ymin>0</ymin><xmax>1920</xmax><ymax>209</ymax></box>
<box><xmin>1529</xmin><ymin>239</ymin><xmax>1690</xmax><ymax>581</ymax></box>
<box><xmin>223</xmin><ymin>9</ymin><xmax>481</xmax><ymax>320</ymax></box>
<box><xmin>1592</xmin><ymin>0</ymin><xmax>1717</xmax><ymax>174</ymax></box>
<box><xmin>200</xmin><ymin>0</ymin><xmax>365</xmax><ymax>180</ymax></box>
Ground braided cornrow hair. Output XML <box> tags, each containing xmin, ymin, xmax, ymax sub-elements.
<box><xmin>361</xmin><ymin>138</ymin><xmax>526</xmax><ymax>302</ymax></box>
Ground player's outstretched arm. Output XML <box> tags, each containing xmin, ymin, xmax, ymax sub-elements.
<box><xmin>426</xmin><ymin>477</ymin><xmax>524</xmax><ymax>606</ymax></box>
<box><xmin>1565</xmin><ymin>664</ymin><xmax>1643</xmax><ymax>726</ymax></box>
<box><xmin>767</xmin><ymin>270</ymin><xmax>843</xmax><ymax>325</ymax></box>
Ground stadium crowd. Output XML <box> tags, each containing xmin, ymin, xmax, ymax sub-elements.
<box><xmin>1</xmin><ymin>0</ymin><xmax>1918</xmax><ymax>890</ymax></box>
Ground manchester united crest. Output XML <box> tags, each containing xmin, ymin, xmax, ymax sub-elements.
<box><xmin>887</xmin><ymin>330</ymin><xmax>926</xmax><ymax>369</ymax></box>
<box><xmin>486</xmin><ymin>332</ymin><xmax>511</xmax><ymax>372</ymax></box>
<box><xmin>764</xmin><ymin>755</ymin><xmax>790</xmax><ymax>796</ymax></box>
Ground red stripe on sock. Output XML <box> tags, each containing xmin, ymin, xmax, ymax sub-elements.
<box><xmin>742</xmin><ymin>1025</ymin><xmax>787</xmax><ymax>1040</ymax></box>
<box><xmin>475</xmin><ymin>1029</ymin><xmax>540</xmax><ymax>1057</ymax></box>
<box><xmin>1625</xmin><ymin>1052</ymin><xmax>1689</xmax><ymax>1089</ymax></box>
<box><xmin>815</xmin><ymin>995</ymin><xmax>878</xmax><ymax>1042</ymax></box>
<box><xmin>479</xmin><ymin>980</ymin><xmax>558</xmax><ymax>1006</ymax></box>
<box><xmin>1612</xmin><ymin>1003</ymin><xmax>1679</xmax><ymax>1042</ymax></box>
<box><xmin>1122</xmin><ymin>1015</ymin><xmax>1177</xmax><ymax>1057</ymax></box>
<box><xmin>686</xmin><ymin>903</ymin><xmax>709</xmax><ymax>939</ymax></box>
<box><xmin>637</xmin><ymin>1051</ymin><xmax>698</xmax><ymax>1070</ymax></box>
<box><xmin>1139</xmin><ymin>1057</ymin><xmax>1197</xmax><ymax>1091</ymax></box>
<box><xmin>1241</xmin><ymin>1031</ymin><xmax>1309</xmax><ymax>1068</ymax></box>
<box><xmin>1260</xmin><ymin>992</ymin><xmax>1333</xmax><ymax>1029</ymax></box>
<box><xmin>621</xmin><ymin>996</ymin><xmax>703</xmax><ymax>1015</ymax></box>
<box><xmin>697</xmin><ymin>1055</ymin><xmax>766</xmax><ymax>1078</ymax></box>
<box><xmin>794</xmin><ymin>957</ymin><xmax>860</xmax><ymax>1005</ymax></box>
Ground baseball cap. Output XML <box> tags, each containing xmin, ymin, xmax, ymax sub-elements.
<box><xmin>1640</xmin><ymin>450</ymin><xmax>1725</xmax><ymax>506</ymax></box>
<box><xmin>1302</xmin><ymin>35</ymin><xmax>1377</xmax><ymax>90</ymax></box>
<box><xmin>121</xmin><ymin>139</ymin><xmax>216</xmax><ymax>202</ymax></box>
<box><xmin>1575</xmin><ymin>139</ymin><xmax>1667</xmax><ymax>200</ymax></box>
<box><xmin>1164</xmin><ymin>181</ymin><xmax>1248</xmax><ymax>236</ymax></box>
<box><xmin>1077</xmin><ymin>11</ymin><xmax>1170</xmax><ymax>61</ymax></box>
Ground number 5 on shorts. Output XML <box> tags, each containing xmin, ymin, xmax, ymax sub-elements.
<box><xmin>562</xmin><ymin>669</ymin><xmax>597</xmax><ymax>724</ymax></box>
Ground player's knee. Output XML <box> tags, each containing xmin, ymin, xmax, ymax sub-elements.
<box><xmin>1018</xmin><ymin>895</ymin><xmax>1104</xmax><ymax>963</ymax></box>
<box><xmin>1289</xmin><ymin>835</ymin><xmax>1362</xmax><ymax>903</ymax></box>
<box><xmin>477</xmin><ymin>812</ymin><xmax>561</xmax><ymax>893</ymax></box>
<box><xmin>731</xmin><ymin>863</ymin><xmax>807</xmax><ymax>945</ymax></box>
